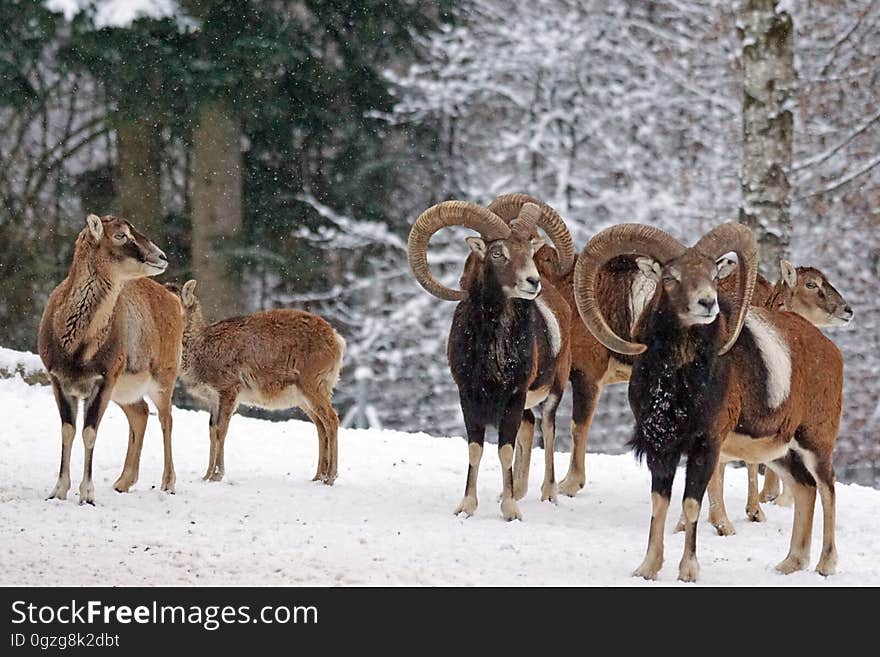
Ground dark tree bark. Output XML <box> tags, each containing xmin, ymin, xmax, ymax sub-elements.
<box><xmin>115</xmin><ymin>113</ymin><xmax>162</xmax><ymax>236</ymax></box>
<box><xmin>738</xmin><ymin>0</ymin><xmax>796</xmax><ymax>277</ymax></box>
<box><xmin>190</xmin><ymin>100</ymin><xmax>243</xmax><ymax>321</ymax></box>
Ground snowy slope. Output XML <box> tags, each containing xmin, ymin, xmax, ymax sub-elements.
<box><xmin>1</xmin><ymin>374</ymin><xmax>877</xmax><ymax>587</ymax></box>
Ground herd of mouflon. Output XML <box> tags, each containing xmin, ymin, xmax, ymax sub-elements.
<box><xmin>38</xmin><ymin>198</ymin><xmax>854</xmax><ymax>583</ymax></box>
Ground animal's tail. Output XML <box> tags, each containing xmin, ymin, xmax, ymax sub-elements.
<box><xmin>319</xmin><ymin>330</ymin><xmax>346</xmax><ymax>397</ymax></box>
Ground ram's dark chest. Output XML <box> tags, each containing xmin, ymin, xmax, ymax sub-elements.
<box><xmin>628</xmin><ymin>321</ymin><xmax>729</xmax><ymax>459</ymax></box>
<box><xmin>448</xmin><ymin>299</ymin><xmax>535</xmax><ymax>424</ymax></box>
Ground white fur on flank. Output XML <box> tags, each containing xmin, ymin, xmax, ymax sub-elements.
<box><xmin>535</xmin><ymin>295</ymin><xmax>562</xmax><ymax>356</ymax></box>
<box><xmin>744</xmin><ymin>308</ymin><xmax>791</xmax><ymax>409</ymax></box>
<box><xmin>629</xmin><ymin>274</ymin><xmax>657</xmax><ymax>333</ymax></box>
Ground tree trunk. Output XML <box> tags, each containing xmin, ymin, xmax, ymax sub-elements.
<box><xmin>738</xmin><ymin>0</ymin><xmax>796</xmax><ymax>277</ymax></box>
<box><xmin>115</xmin><ymin>113</ymin><xmax>162</xmax><ymax>236</ymax></box>
<box><xmin>190</xmin><ymin>100</ymin><xmax>243</xmax><ymax>321</ymax></box>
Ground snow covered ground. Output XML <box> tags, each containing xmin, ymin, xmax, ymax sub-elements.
<box><xmin>1</xmin><ymin>373</ymin><xmax>878</xmax><ymax>587</ymax></box>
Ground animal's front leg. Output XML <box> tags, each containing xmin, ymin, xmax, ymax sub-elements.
<box><xmin>633</xmin><ymin>455</ymin><xmax>677</xmax><ymax>581</ymax></box>
<box><xmin>455</xmin><ymin>396</ymin><xmax>484</xmax><ymax>517</ymax></box>
<box><xmin>47</xmin><ymin>378</ymin><xmax>77</xmax><ymax>501</ymax></box>
<box><xmin>678</xmin><ymin>440</ymin><xmax>720</xmax><ymax>582</ymax></box>
<box><xmin>78</xmin><ymin>380</ymin><xmax>114</xmax><ymax>505</ymax></box>
<box><xmin>512</xmin><ymin>410</ymin><xmax>535</xmax><ymax>500</ymax></box>
<box><xmin>113</xmin><ymin>400</ymin><xmax>149</xmax><ymax>492</ymax></box>
<box><xmin>498</xmin><ymin>395</ymin><xmax>525</xmax><ymax>521</ymax></box>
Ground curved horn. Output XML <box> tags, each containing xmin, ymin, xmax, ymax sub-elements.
<box><xmin>574</xmin><ymin>224</ymin><xmax>686</xmax><ymax>355</ymax></box>
<box><xmin>408</xmin><ymin>200</ymin><xmax>511</xmax><ymax>301</ymax></box>
<box><xmin>510</xmin><ymin>202</ymin><xmax>541</xmax><ymax>239</ymax></box>
<box><xmin>488</xmin><ymin>193</ymin><xmax>576</xmax><ymax>275</ymax></box>
<box><xmin>693</xmin><ymin>222</ymin><xmax>758</xmax><ymax>355</ymax></box>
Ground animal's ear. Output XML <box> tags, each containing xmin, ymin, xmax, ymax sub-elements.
<box><xmin>716</xmin><ymin>256</ymin><xmax>737</xmax><ymax>280</ymax></box>
<box><xmin>465</xmin><ymin>236</ymin><xmax>487</xmax><ymax>260</ymax></box>
<box><xmin>635</xmin><ymin>256</ymin><xmax>661</xmax><ymax>281</ymax></box>
<box><xmin>181</xmin><ymin>279</ymin><xmax>198</xmax><ymax>307</ymax></box>
<box><xmin>531</xmin><ymin>237</ymin><xmax>546</xmax><ymax>252</ymax></box>
<box><xmin>85</xmin><ymin>214</ymin><xmax>103</xmax><ymax>242</ymax></box>
<box><xmin>780</xmin><ymin>259</ymin><xmax>797</xmax><ymax>288</ymax></box>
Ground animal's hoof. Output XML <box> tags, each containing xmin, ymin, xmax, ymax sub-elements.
<box><xmin>773</xmin><ymin>492</ymin><xmax>794</xmax><ymax>508</ymax></box>
<box><xmin>710</xmin><ymin>517</ymin><xmax>736</xmax><ymax>536</ymax></box>
<box><xmin>678</xmin><ymin>558</ymin><xmax>699</xmax><ymax>583</ymax></box>
<box><xmin>113</xmin><ymin>478</ymin><xmax>133</xmax><ymax>493</ymax></box>
<box><xmin>162</xmin><ymin>476</ymin><xmax>177</xmax><ymax>492</ymax></box>
<box><xmin>501</xmin><ymin>498</ymin><xmax>522</xmax><ymax>522</ymax></box>
<box><xmin>46</xmin><ymin>486</ymin><xmax>69</xmax><ymax>501</ymax></box>
<box><xmin>775</xmin><ymin>555</ymin><xmax>808</xmax><ymax>575</ymax></box>
<box><xmin>311</xmin><ymin>474</ymin><xmax>322</xmax><ymax>482</ymax></box>
<box><xmin>322</xmin><ymin>475</ymin><xmax>336</xmax><ymax>486</ymax></box>
<box><xmin>540</xmin><ymin>483</ymin><xmax>558</xmax><ymax>504</ymax></box>
<box><xmin>454</xmin><ymin>496</ymin><xmax>478</xmax><ymax>517</ymax></box>
<box><xmin>746</xmin><ymin>506</ymin><xmax>766</xmax><ymax>523</ymax></box>
<box><xmin>208</xmin><ymin>472</ymin><xmax>223</xmax><ymax>483</ymax></box>
<box><xmin>816</xmin><ymin>554</ymin><xmax>838</xmax><ymax>577</ymax></box>
<box><xmin>633</xmin><ymin>560</ymin><xmax>661</xmax><ymax>581</ymax></box>
<box><xmin>558</xmin><ymin>475</ymin><xmax>584</xmax><ymax>498</ymax></box>
<box><xmin>78</xmin><ymin>483</ymin><xmax>95</xmax><ymax>506</ymax></box>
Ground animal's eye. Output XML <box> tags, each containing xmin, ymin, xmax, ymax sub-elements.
<box><xmin>806</xmin><ymin>281</ymin><xmax>818</xmax><ymax>289</ymax></box>
<box><xmin>491</xmin><ymin>250</ymin><xmax>504</xmax><ymax>259</ymax></box>
<box><xmin>114</xmin><ymin>233</ymin><xmax>127</xmax><ymax>241</ymax></box>
<box><xmin>662</xmin><ymin>275</ymin><xmax>676</xmax><ymax>284</ymax></box>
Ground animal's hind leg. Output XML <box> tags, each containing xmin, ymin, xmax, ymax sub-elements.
<box><xmin>773</xmin><ymin>454</ymin><xmax>816</xmax><ymax>574</ymax></box>
<box><xmin>745</xmin><ymin>463</ymin><xmax>766</xmax><ymax>522</ymax></box>
<box><xmin>812</xmin><ymin>459</ymin><xmax>837</xmax><ymax>576</ymax></box>
<box><xmin>513</xmin><ymin>409</ymin><xmax>535</xmax><ymax>500</ymax></box>
<box><xmin>539</xmin><ymin>390</ymin><xmax>563</xmax><ymax>504</ymax></box>
<box><xmin>559</xmin><ymin>372</ymin><xmax>601</xmax><ymax>497</ymax></box>
<box><xmin>203</xmin><ymin>408</ymin><xmax>219</xmax><ymax>480</ymax></box>
<box><xmin>304</xmin><ymin>388</ymin><xmax>339</xmax><ymax>485</ymax></box>
<box><xmin>113</xmin><ymin>400</ymin><xmax>149</xmax><ymax>493</ymax></box>
<box><xmin>677</xmin><ymin>459</ymin><xmax>734</xmax><ymax>535</ymax></box>
<box><xmin>707</xmin><ymin>460</ymin><xmax>736</xmax><ymax>536</ymax></box>
<box><xmin>79</xmin><ymin>381</ymin><xmax>114</xmax><ymax>505</ymax></box>
<box><xmin>455</xmin><ymin>397</ymin><xmax>484</xmax><ymax>517</ymax></box>
<box><xmin>634</xmin><ymin>452</ymin><xmax>679</xmax><ymax>580</ymax></box>
<box><xmin>208</xmin><ymin>391</ymin><xmax>237</xmax><ymax>482</ymax></box>
<box><xmin>47</xmin><ymin>378</ymin><xmax>77</xmax><ymax>501</ymax></box>
<box><xmin>791</xmin><ymin>437</ymin><xmax>837</xmax><ymax>576</ymax></box>
<box><xmin>301</xmin><ymin>386</ymin><xmax>332</xmax><ymax>483</ymax></box>
<box><xmin>149</xmin><ymin>377</ymin><xmax>177</xmax><ymax>492</ymax></box>
<box><xmin>760</xmin><ymin>467</ymin><xmax>782</xmax><ymax>502</ymax></box>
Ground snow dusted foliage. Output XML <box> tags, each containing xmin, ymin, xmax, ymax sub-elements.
<box><xmin>389</xmin><ymin>0</ymin><xmax>743</xmax><ymax>241</ymax></box>
<box><xmin>384</xmin><ymin>0</ymin><xmax>879</xmax><ymax>483</ymax></box>
<box><xmin>787</xmin><ymin>1</ymin><xmax>880</xmax><ymax>484</ymax></box>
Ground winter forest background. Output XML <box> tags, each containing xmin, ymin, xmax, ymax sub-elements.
<box><xmin>1</xmin><ymin>0</ymin><xmax>877</xmax><ymax>485</ymax></box>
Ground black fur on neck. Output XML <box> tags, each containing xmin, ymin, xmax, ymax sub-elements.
<box><xmin>627</xmin><ymin>293</ymin><xmax>729</xmax><ymax>477</ymax></box>
<box><xmin>447</xmin><ymin>266</ymin><xmax>536</xmax><ymax>428</ymax></box>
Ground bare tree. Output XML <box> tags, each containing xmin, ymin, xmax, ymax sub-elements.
<box><xmin>738</xmin><ymin>0</ymin><xmax>797</xmax><ymax>276</ymax></box>
<box><xmin>190</xmin><ymin>100</ymin><xmax>243</xmax><ymax>321</ymax></box>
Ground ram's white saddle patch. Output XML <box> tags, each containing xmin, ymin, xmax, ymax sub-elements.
<box><xmin>535</xmin><ymin>295</ymin><xmax>562</xmax><ymax>357</ymax></box>
<box><xmin>629</xmin><ymin>273</ymin><xmax>657</xmax><ymax>332</ymax></box>
<box><xmin>744</xmin><ymin>308</ymin><xmax>791</xmax><ymax>409</ymax></box>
